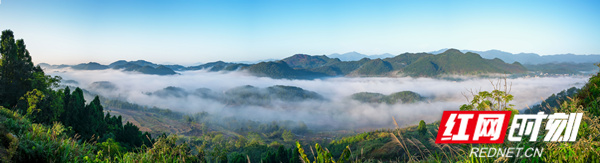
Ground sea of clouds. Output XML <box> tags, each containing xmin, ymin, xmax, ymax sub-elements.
<box><xmin>46</xmin><ymin>68</ymin><xmax>588</xmax><ymax>129</ymax></box>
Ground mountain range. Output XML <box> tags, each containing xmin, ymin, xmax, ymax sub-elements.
<box><xmin>39</xmin><ymin>48</ymin><xmax>599</xmax><ymax>79</ymax></box>
<box><xmin>329</xmin><ymin>49</ymin><xmax>600</xmax><ymax>64</ymax></box>
<box><xmin>429</xmin><ymin>49</ymin><xmax>600</xmax><ymax>64</ymax></box>
<box><xmin>328</xmin><ymin>52</ymin><xmax>395</xmax><ymax>61</ymax></box>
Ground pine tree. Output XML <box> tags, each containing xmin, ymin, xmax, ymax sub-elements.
<box><xmin>0</xmin><ymin>30</ymin><xmax>35</xmax><ymax>108</ymax></box>
<box><xmin>417</xmin><ymin>120</ymin><xmax>427</xmax><ymax>136</ymax></box>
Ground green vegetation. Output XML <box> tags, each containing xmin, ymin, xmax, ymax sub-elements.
<box><xmin>282</xmin><ymin>54</ymin><xmax>341</xmax><ymax>69</ymax></box>
<box><xmin>43</xmin><ymin>59</ymin><xmax>178</xmax><ymax>75</ymax></box>
<box><xmin>185</xmin><ymin>61</ymin><xmax>250</xmax><ymax>72</ymax></box>
<box><xmin>351</xmin><ymin>91</ymin><xmax>424</xmax><ymax>104</ymax></box>
<box><xmin>383</xmin><ymin>52</ymin><xmax>432</xmax><ymax>70</ymax></box>
<box><xmin>146</xmin><ymin>85</ymin><xmax>325</xmax><ymax>106</ymax></box>
<box><xmin>278</xmin><ymin>49</ymin><xmax>527</xmax><ymax>78</ymax></box>
<box><xmin>0</xmin><ymin>30</ymin><xmax>152</xmax><ymax>162</ymax></box>
<box><xmin>136</xmin><ymin>65</ymin><xmax>177</xmax><ymax>75</ymax></box>
<box><xmin>417</xmin><ymin>120</ymin><xmax>426</xmax><ymax>136</ymax></box>
<box><xmin>354</xmin><ymin>59</ymin><xmax>393</xmax><ymax>76</ymax></box>
<box><xmin>71</xmin><ymin>62</ymin><xmax>109</xmax><ymax>70</ymax></box>
<box><xmin>46</xmin><ymin>49</ymin><xmax>533</xmax><ymax>79</ymax></box>
<box><xmin>245</xmin><ymin>61</ymin><xmax>328</xmax><ymax>79</ymax></box>
<box><xmin>224</xmin><ymin>85</ymin><xmax>322</xmax><ymax>106</ymax></box>
<box><xmin>112</xmin><ymin>62</ymin><xmax>177</xmax><ymax>75</ymax></box>
<box><xmin>309</xmin><ymin>58</ymin><xmax>371</xmax><ymax>76</ymax></box>
<box><xmin>402</xmin><ymin>49</ymin><xmax>527</xmax><ymax>77</ymax></box>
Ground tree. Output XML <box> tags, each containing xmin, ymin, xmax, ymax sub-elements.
<box><xmin>117</xmin><ymin>122</ymin><xmax>143</xmax><ymax>149</ymax></box>
<box><xmin>61</xmin><ymin>87</ymin><xmax>86</xmax><ymax>137</ymax></box>
<box><xmin>33</xmin><ymin>88</ymin><xmax>64</xmax><ymax>124</ymax></box>
<box><xmin>460</xmin><ymin>78</ymin><xmax>519</xmax><ymax>117</ymax></box>
<box><xmin>85</xmin><ymin>96</ymin><xmax>107</xmax><ymax>139</ymax></box>
<box><xmin>97</xmin><ymin>138</ymin><xmax>124</xmax><ymax>158</ymax></box>
<box><xmin>282</xmin><ymin>129</ymin><xmax>294</xmax><ymax>142</ymax></box>
<box><xmin>289</xmin><ymin>147</ymin><xmax>300</xmax><ymax>163</ymax></box>
<box><xmin>276</xmin><ymin>145</ymin><xmax>288</xmax><ymax>163</ymax></box>
<box><xmin>17</xmin><ymin>89</ymin><xmax>44</xmax><ymax>118</ymax></box>
<box><xmin>229</xmin><ymin>152</ymin><xmax>247</xmax><ymax>163</ymax></box>
<box><xmin>417</xmin><ymin>120</ymin><xmax>427</xmax><ymax>136</ymax></box>
<box><xmin>0</xmin><ymin>30</ymin><xmax>35</xmax><ymax>108</ymax></box>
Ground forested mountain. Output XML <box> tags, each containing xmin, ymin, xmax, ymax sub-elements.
<box><xmin>145</xmin><ymin>85</ymin><xmax>325</xmax><ymax>107</ymax></box>
<box><xmin>245</xmin><ymin>61</ymin><xmax>329</xmax><ymax>79</ymax></box>
<box><xmin>282</xmin><ymin>54</ymin><xmax>341</xmax><ymax>69</ymax></box>
<box><xmin>223</xmin><ymin>85</ymin><xmax>324</xmax><ymax>106</ymax></box>
<box><xmin>109</xmin><ymin>60</ymin><xmax>159</xmax><ymax>68</ymax></box>
<box><xmin>185</xmin><ymin>61</ymin><xmax>250</xmax><ymax>71</ymax></box>
<box><xmin>40</xmin><ymin>60</ymin><xmax>178</xmax><ymax>75</ymax></box>
<box><xmin>41</xmin><ymin>48</ymin><xmax>600</xmax><ymax>79</ymax></box>
<box><xmin>256</xmin><ymin>49</ymin><xmax>526</xmax><ymax>78</ymax></box>
<box><xmin>40</xmin><ymin>49</ymin><xmax>533</xmax><ymax>79</ymax></box>
<box><xmin>401</xmin><ymin>49</ymin><xmax>526</xmax><ymax>76</ymax></box>
<box><xmin>524</xmin><ymin>62</ymin><xmax>600</xmax><ymax>74</ymax></box>
<box><xmin>308</xmin><ymin>58</ymin><xmax>371</xmax><ymax>76</ymax></box>
<box><xmin>351</xmin><ymin>91</ymin><xmax>424</xmax><ymax>104</ymax></box>
<box><xmin>71</xmin><ymin>62</ymin><xmax>109</xmax><ymax>70</ymax></box>
<box><xmin>432</xmin><ymin>49</ymin><xmax>600</xmax><ymax>64</ymax></box>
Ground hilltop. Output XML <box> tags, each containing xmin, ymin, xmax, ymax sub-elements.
<box><xmin>401</xmin><ymin>49</ymin><xmax>526</xmax><ymax>76</ymax></box>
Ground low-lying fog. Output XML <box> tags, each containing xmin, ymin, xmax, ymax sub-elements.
<box><xmin>47</xmin><ymin>69</ymin><xmax>588</xmax><ymax>129</ymax></box>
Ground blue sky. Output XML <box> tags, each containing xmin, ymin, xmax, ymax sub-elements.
<box><xmin>0</xmin><ymin>0</ymin><xmax>599</xmax><ymax>65</ymax></box>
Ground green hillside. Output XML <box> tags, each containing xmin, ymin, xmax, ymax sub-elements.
<box><xmin>276</xmin><ymin>49</ymin><xmax>527</xmax><ymax>78</ymax></box>
<box><xmin>137</xmin><ymin>65</ymin><xmax>178</xmax><ymax>75</ymax></box>
<box><xmin>223</xmin><ymin>85</ymin><xmax>324</xmax><ymax>106</ymax></box>
<box><xmin>58</xmin><ymin>49</ymin><xmax>530</xmax><ymax>79</ymax></box>
<box><xmin>282</xmin><ymin>54</ymin><xmax>341</xmax><ymax>69</ymax></box>
<box><xmin>383</xmin><ymin>52</ymin><xmax>432</xmax><ymax>70</ymax></box>
<box><xmin>63</xmin><ymin>60</ymin><xmax>180</xmax><ymax>75</ymax></box>
<box><xmin>245</xmin><ymin>61</ymin><xmax>328</xmax><ymax>79</ymax></box>
<box><xmin>401</xmin><ymin>49</ymin><xmax>527</xmax><ymax>76</ymax></box>
<box><xmin>354</xmin><ymin>59</ymin><xmax>394</xmax><ymax>76</ymax></box>
<box><xmin>309</xmin><ymin>58</ymin><xmax>371</xmax><ymax>76</ymax></box>
<box><xmin>71</xmin><ymin>62</ymin><xmax>109</xmax><ymax>70</ymax></box>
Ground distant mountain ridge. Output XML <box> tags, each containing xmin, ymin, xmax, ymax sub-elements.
<box><xmin>39</xmin><ymin>49</ymin><xmax>528</xmax><ymax>78</ymax></box>
<box><xmin>431</xmin><ymin>49</ymin><xmax>600</xmax><ymax>64</ymax></box>
<box><xmin>42</xmin><ymin>48</ymin><xmax>598</xmax><ymax>79</ymax></box>
<box><xmin>242</xmin><ymin>49</ymin><xmax>526</xmax><ymax>78</ymax></box>
<box><xmin>39</xmin><ymin>60</ymin><xmax>178</xmax><ymax>75</ymax></box>
<box><xmin>328</xmin><ymin>52</ymin><xmax>395</xmax><ymax>61</ymax></box>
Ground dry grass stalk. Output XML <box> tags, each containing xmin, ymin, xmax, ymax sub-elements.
<box><xmin>405</xmin><ymin>138</ymin><xmax>424</xmax><ymax>159</ymax></box>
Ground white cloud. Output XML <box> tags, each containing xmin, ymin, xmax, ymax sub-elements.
<box><xmin>48</xmin><ymin>68</ymin><xmax>587</xmax><ymax>129</ymax></box>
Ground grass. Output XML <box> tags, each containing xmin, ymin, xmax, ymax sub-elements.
<box><xmin>0</xmin><ymin>106</ymin><xmax>96</xmax><ymax>162</ymax></box>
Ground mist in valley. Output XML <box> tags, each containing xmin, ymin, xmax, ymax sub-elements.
<box><xmin>46</xmin><ymin>68</ymin><xmax>588</xmax><ymax>130</ymax></box>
